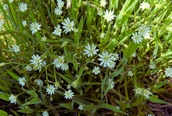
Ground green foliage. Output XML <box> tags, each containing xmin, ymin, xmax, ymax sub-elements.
<box><xmin>0</xmin><ymin>0</ymin><xmax>172</xmax><ymax>115</ymax></box>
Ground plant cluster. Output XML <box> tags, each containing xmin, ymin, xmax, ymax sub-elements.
<box><xmin>0</xmin><ymin>0</ymin><xmax>172</xmax><ymax>116</ymax></box>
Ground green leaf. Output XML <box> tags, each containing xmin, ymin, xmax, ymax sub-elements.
<box><xmin>18</xmin><ymin>106</ymin><xmax>34</xmax><ymax>114</ymax></box>
<box><xmin>57</xmin><ymin>73</ymin><xmax>72</xmax><ymax>84</ymax></box>
<box><xmin>149</xmin><ymin>95</ymin><xmax>169</xmax><ymax>104</ymax></box>
<box><xmin>101</xmin><ymin>75</ymin><xmax>107</xmax><ymax>99</ymax></box>
<box><xmin>98</xmin><ymin>103</ymin><xmax>127</xmax><ymax>115</ymax></box>
<box><xmin>26</xmin><ymin>90</ymin><xmax>39</xmax><ymax>98</ymax></box>
<box><xmin>72</xmin><ymin>56</ymin><xmax>78</xmax><ymax>71</ymax></box>
<box><xmin>0</xmin><ymin>110</ymin><xmax>8</xmax><ymax>116</ymax></box>
<box><xmin>124</xmin><ymin>42</ymin><xmax>139</xmax><ymax>58</ymax></box>
<box><xmin>6</xmin><ymin>70</ymin><xmax>19</xmax><ymax>80</ymax></box>
<box><xmin>152</xmin><ymin>80</ymin><xmax>168</xmax><ymax>90</ymax></box>
<box><xmin>22</xmin><ymin>97</ymin><xmax>42</xmax><ymax>106</ymax></box>
<box><xmin>0</xmin><ymin>92</ymin><xmax>9</xmax><ymax>101</ymax></box>
<box><xmin>110</xmin><ymin>67</ymin><xmax>123</xmax><ymax>78</ymax></box>
<box><xmin>59</xmin><ymin>102</ymin><xmax>73</xmax><ymax>110</ymax></box>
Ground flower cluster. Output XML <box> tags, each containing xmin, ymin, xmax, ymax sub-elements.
<box><xmin>165</xmin><ymin>67</ymin><xmax>172</xmax><ymax>78</ymax></box>
<box><xmin>131</xmin><ymin>25</ymin><xmax>151</xmax><ymax>44</ymax></box>
<box><xmin>53</xmin><ymin>55</ymin><xmax>69</xmax><ymax>71</ymax></box>
<box><xmin>135</xmin><ymin>87</ymin><xmax>153</xmax><ymax>99</ymax></box>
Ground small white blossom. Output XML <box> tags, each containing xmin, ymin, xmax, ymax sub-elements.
<box><xmin>103</xmin><ymin>10</ymin><xmax>116</xmax><ymax>22</ymax></box>
<box><xmin>67</xmin><ymin>84</ymin><xmax>71</xmax><ymax>89</ymax></box>
<box><xmin>9</xmin><ymin>0</ymin><xmax>14</xmax><ymax>3</ymax></box>
<box><xmin>52</xmin><ymin>25</ymin><xmax>62</xmax><ymax>36</ymax></box>
<box><xmin>143</xmin><ymin>89</ymin><xmax>152</xmax><ymax>99</ymax></box>
<box><xmin>9</xmin><ymin>94</ymin><xmax>17</xmax><ymax>104</ymax></box>
<box><xmin>22</xmin><ymin>20</ymin><xmax>27</xmax><ymax>26</ymax></box>
<box><xmin>64</xmin><ymin>89</ymin><xmax>74</xmax><ymax>99</ymax></box>
<box><xmin>92</xmin><ymin>66</ymin><xmax>101</xmax><ymax>75</ymax></box>
<box><xmin>138</xmin><ymin>25</ymin><xmax>151</xmax><ymax>37</ymax></box>
<box><xmin>19</xmin><ymin>2</ymin><xmax>28</xmax><ymax>12</ymax></box>
<box><xmin>113</xmin><ymin>53</ymin><xmax>119</xmax><ymax>61</ymax></box>
<box><xmin>25</xmin><ymin>65</ymin><xmax>32</xmax><ymax>71</ymax></box>
<box><xmin>135</xmin><ymin>87</ymin><xmax>143</xmax><ymax>95</ymax></box>
<box><xmin>53</xmin><ymin>56</ymin><xmax>64</xmax><ymax>68</ymax></box>
<box><xmin>3</xmin><ymin>4</ymin><xmax>8</xmax><ymax>10</ymax></box>
<box><xmin>128</xmin><ymin>71</ymin><xmax>134</xmax><ymax>77</ymax></box>
<box><xmin>107</xmin><ymin>79</ymin><xmax>115</xmax><ymax>89</ymax></box>
<box><xmin>41</xmin><ymin>36</ymin><xmax>47</xmax><ymax>41</ymax></box>
<box><xmin>42</xmin><ymin>111</ymin><xmax>49</xmax><ymax>116</ymax></box>
<box><xmin>97</xmin><ymin>9</ymin><xmax>103</xmax><ymax>16</ymax></box>
<box><xmin>78</xmin><ymin>105</ymin><xmax>84</xmax><ymax>110</ymax></box>
<box><xmin>57</xmin><ymin>0</ymin><xmax>64</xmax><ymax>9</ymax></box>
<box><xmin>36</xmin><ymin>79</ymin><xmax>43</xmax><ymax>86</ymax></box>
<box><xmin>100</xmin><ymin>0</ymin><xmax>107</xmax><ymax>7</ymax></box>
<box><xmin>131</xmin><ymin>32</ymin><xmax>143</xmax><ymax>44</ymax></box>
<box><xmin>0</xmin><ymin>19</ymin><xmax>4</xmax><ymax>30</ymax></box>
<box><xmin>18</xmin><ymin>77</ymin><xmax>26</xmax><ymax>86</ymax></box>
<box><xmin>46</xmin><ymin>84</ymin><xmax>56</xmax><ymax>95</ymax></box>
<box><xmin>30</xmin><ymin>54</ymin><xmax>45</xmax><ymax>71</ymax></box>
<box><xmin>140</xmin><ymin>2</ymin><xmax>150</xmax><ymax>10</ymax></box>
<box><xmin>131</xmin><ymin>52</ymin><xmax>137</xmax><ymax>57</ymax></box>
<box><xmin>11</xmin><ymin>44</ymin><xmax>20</xmax><ymax>53</ymax></box>
<box><xmin>60</xmin><ymin>63</ymin><xmax>69</xmax><ymax>71</ymax></box>
<box><xmin>149</xmin><ymin>63</ymin><xmax>156</xmax><ymax>69</ymax></box>
<box><xmin>62</xmin><ymin>17</ymin><xmax>75</xmax><ymax>34</ymax></box>
<box><xmin>66</xmin><ymin>0</ymin><xmax>72</xmax><ymax>9</ymax></box>
<box><xmin>54</xmin><ymin>7</ymin><xmax>62</xmax><ymax>16</ymax></box>
<box><xmin>165</xmin><ymin>67</ymin><xmax>172</xmax><ymax>78</ymax></box>
<box><xmin>84</xmin><ymin>43</ymin><xmax>99</xmax><ymax>57</ymax></box>
<box><xmin>30</xmin><ymin>22</ymin><xmax>42</xmax><ymax>34</ymax></box>
<box><xmin>100</xmin><ymin>33</ymin><xmax>105</xmax><ymax>38</ymax></box>
<box><xmin>98</xmin><ymin>51</ymin><xmax>116</xmax><ymax>68</ymax></box>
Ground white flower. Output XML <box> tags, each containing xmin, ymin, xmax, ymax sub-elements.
<box><xmin>113</xmin><ymin>53</ymin><xmax>119</xmax><ymax>61</ymax></box>
<box><xmin>41</xmin><ymin>36</ymin><xmax>47</xmax><ymax>41</ymax></box>
<box><xmin>30</xmin><ymin>54</ymin><xmax>44</xmax><ymax>71</ymax></box>
<box><xmin>92</xmin><ymin>66</ymin><xmax>101</xmax><ymax>75</ymax></box>
<box><xmin>53</xmin><ymin>56</ymin><xmax>64</xmax><ymax>68</ymax></box>
<box><xmin>100</xmin><ymin>0</ymin><xmax>107</xmax><ymax>7</ymax></box>
<box><xmin>78</xmin><ymin>105</ymin><xmax>84</xmax><ymax>110</ymax></box>
<box><xmin>108</xmin><ymin>61</ymin><xmax>116</xmax><ymax>68</ymax></box>
<box><xmin>9</xmin><ymin>0</ymin><xmax>14</xmax><ymax>3</ymax></box>
<box><xmin>62</xmin><ymin>18</ymin><xmax>75</xmax><ymax>34</ymax></box>
<box><xmin>98</xmin><ymin>51</ymin><xmax>116</xmax><ymax>68</ymax></box>
<box><xmin>84</xmin><ymin>43</ymin><xmax>99</xmax><ymax>57</ymax></box>
<box><xmin>97</xmin><ymin>9</ymin><xmax>103</xmax><ymax>16</ymax></box>
<box><xmin>46</xmin><ymin>84</ymin><xmax>56</xmax><ymax>95</ymax></box>
<box><xmin>103</xmin><ymin>10</ymin><xmax>116</xmax><ymax>22</ymax></box>
<box><xmin>36</xmin><ymin>79</ymin><xmax>43</xmax><ymax>86</ymax></box>
<box><xmin>3</xmin><ymin>4</ymin><xmax>8</xmax><ymax>10</ymax></box>
<box><xmin>66</xmin><ymin>0</ymin><xmax>72</xmax><ymax>9</ymax></box>
<box><xmin>64</xmin><ymin>89</ymin><xmax>74</xmax><ymax>99</ymax></box>
<box><xmin>165</xmin><ymin>67</ymin><xmax>172</xmax><ymax>78</ymax></box>
<box><xmin>67</xmin><ymin>84</ymin><xmax>71</xmax><ymax>89</ymax></box>
<box><xmin>143</xmin><ymin>89</ymin><xmax>152</xmax><ymax>99</ymax></box>
<box><xmin>131</xmin><ymin>32</ymin><xmax>143</xmax><ymax>44</ymax></box>
<box><xmin>135</xmin><ymin>87</ymin><xmax>143</xmax><ymax>95</ymax></box>
<box><xmin>22</xmin><ymin>20</ymin><xmax>27</xmax><ymax>26</ymax></box>
<box><xmin>52</xmin><ymin>25</ymin><xmax>62</xmax><ymax>36</ymax></box>
<box><xmin>149</xmin><ymin>63</ymin><xmax>156</xmax><ymax>69</ymax></box>
<box><xmin>57</xmin><ymin>0</ymin><xmax>64</xmax><ymax>9</ymax></box>
<box><xmin>19</xmin><ymin>2</ymin><xmax>28</xmax><ymax>12</ymax></box>
<box><xmin>11</xmin><ymin>44</ymin><xmax>20</xmax><ymax>53</ymax></box>
<box><xmin>0</xmin><ymin>19</ymin><xmax>4</xmax><ymax>30</ymax></box>
<box><xmin>100</xmin><ymin>33</ymin><xmax>105</xmax><ymax>39</ymax></box>
<box><xmin>140</xmin><ymin>2</ymin><xmax>150</xmax><ymax>11</ymax></box>
<box><xmin>131</xmin><ymin>52</ymin><xmax>137</xmax><ymax>57</ymax></box>
<box><xmin>54</xmin><ymin>7</ymin><xmax>62</xmax><ymax>16</ymax></box>
<box><xmin>42</xmin><ymin>111</ymin><xmax>49</xmax><ymax>116</ymax></box>
<box><xmin>18</xmin><ymin>77</ymin><xmax>26</xmax><ymax>86</ymax></box>
<box><xmin>128</xmin><ymin>71</ymin><xmax>134</xmax><ymax>77</ymax></box>
<box><xmin>25</xmin><ymin>65</ymin><xmax>32</xmax><ymax>71</ymax></box>
<box><xmin>9</xmin><ymin>94</ymin><xmax>17</xmax><ymax>104</ymax></box>
<box><xmin>30</xmin><ymin>22</ymin><xmax>42</xmax><ymax>34</ymax></box>
<box><xmin>138</xmin><ymin>25</ymin><xmax>151</xmax><ymax>37</ymax></box>
<box><xmin>60</xmin><ymin>63</ymin><xmax>69</xmax><ymax>71</ymax></box>
<box><xmin>107</xmin><ymin>79</ymin><xmax>115</xmax><ymax>89</ymax></box>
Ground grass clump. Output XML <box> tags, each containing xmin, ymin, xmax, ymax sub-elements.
<box><xmin>0</xmin><ymin>0</ymin><xmax>172</xmax><ymax>115</ymax></box>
